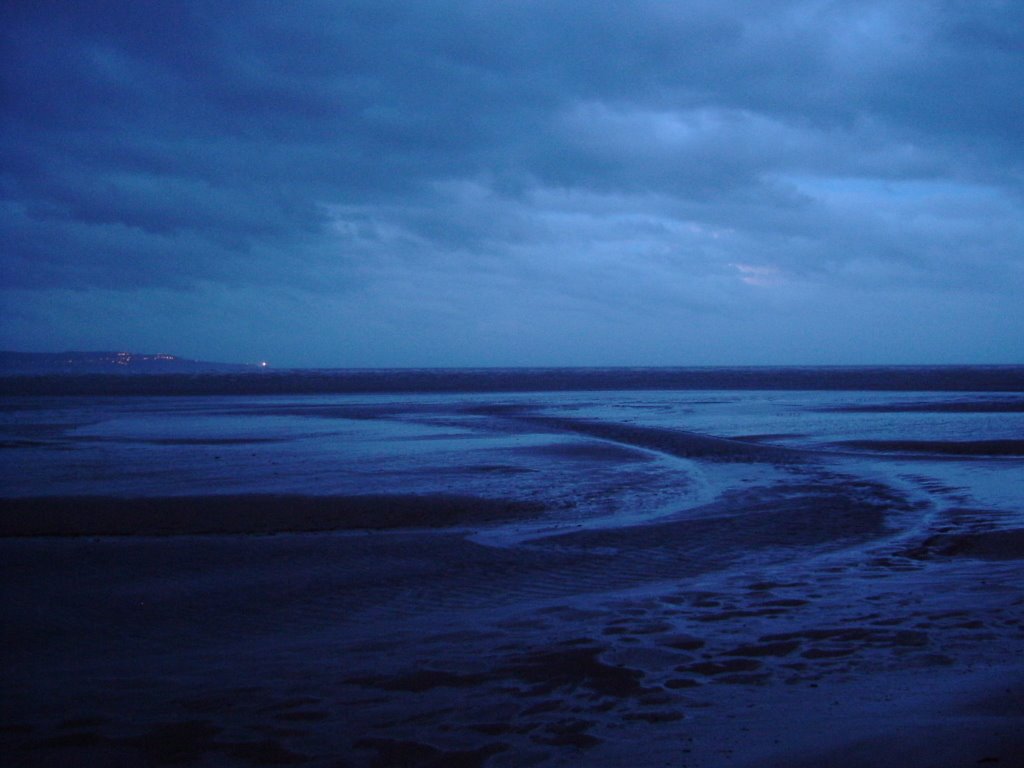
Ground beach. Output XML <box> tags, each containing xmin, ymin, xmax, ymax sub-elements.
<box><xmin>2</xmin><ymin>372</ymin><xmax>1023</xmax><ymax>766</ymax></box>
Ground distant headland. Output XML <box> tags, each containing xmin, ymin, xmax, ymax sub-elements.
<box><xmin>0</xmin><ymin>351</ymin><xmax>266</xmax><ymax>375</ymax></box>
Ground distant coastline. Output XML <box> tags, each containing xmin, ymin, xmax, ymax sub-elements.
<box><xmin>0</xmin><ymin>350</ymin><xmax>264</xmax><ymax>376</ymax></box>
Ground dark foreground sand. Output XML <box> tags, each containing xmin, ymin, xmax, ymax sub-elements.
<box><xmin>0</xmin><ymin>494</ymin><xmax>543</xmax><ymax>537</ymax></box>
<box><xmin>2</xmin><ymin>481</ymin><xmax>1024</xmax><ymax>768</ymax></box>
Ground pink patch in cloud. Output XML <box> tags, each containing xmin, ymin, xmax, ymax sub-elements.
<box><xmin>732</xmin><ymin>263</ymin><xmax>782</xmax><ymax>287</ymax></box>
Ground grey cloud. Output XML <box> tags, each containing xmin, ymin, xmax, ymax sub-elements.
<box><xmin>1</xmin><ymin>0</ymin><xmax>1022</xmax><ymax>363</ymax></box>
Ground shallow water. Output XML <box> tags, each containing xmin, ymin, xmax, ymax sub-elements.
<box><xmin>2</xmin><ymin>386</ymin><xmax>1021</xmax><ymax>531</ymax></box>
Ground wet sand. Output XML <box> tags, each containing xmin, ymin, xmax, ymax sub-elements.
<box><xmin>2</xmin><ymin>383</ymin><xmax>1022</xmax><ymax>767</ymax></box>
<box><xmin>834</xmin><ymin>439</ymin><xmax>1024</xmax><ymax>457</ymax></box>
<box><xmin>0</xmin><ymin>494</ymin><xmax>543</xmax><ymax>537</ymax></box>
<box><xmin>3</xmin><ymin>475</ymin><xmax>1023</xmax><ymax>767</ymax></box>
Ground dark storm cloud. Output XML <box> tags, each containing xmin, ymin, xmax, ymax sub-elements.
<box><xmin>1</xmin><ymin>0</ymin><xmax>1022</xmax><ymax>363</ymax></box>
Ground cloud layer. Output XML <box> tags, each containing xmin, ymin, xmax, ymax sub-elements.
<box><xmin>2</xmin><ymin>1</ymin><xmax>1022</xmax><ymax>364</ymax></box>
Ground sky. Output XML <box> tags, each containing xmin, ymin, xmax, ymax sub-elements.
<box><xmin>2</xmin><ymin>0</ymin><xmax>1023</xmax><ymax>367</ymax></box>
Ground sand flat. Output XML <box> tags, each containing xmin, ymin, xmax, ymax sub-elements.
<box><xmin>2</xmin><ymin>382</ymin><xmax>1023</xmax><ymax>766</ymax></box>
<box><xmin>3</xmin><ymin>488</ymin><xmax>1023</xmax><ymax>767</ymax></box>
<box><xmin>0</xmin><ymin>494</ymin><xmax>544</xmax><ymax>536</ymax></box>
